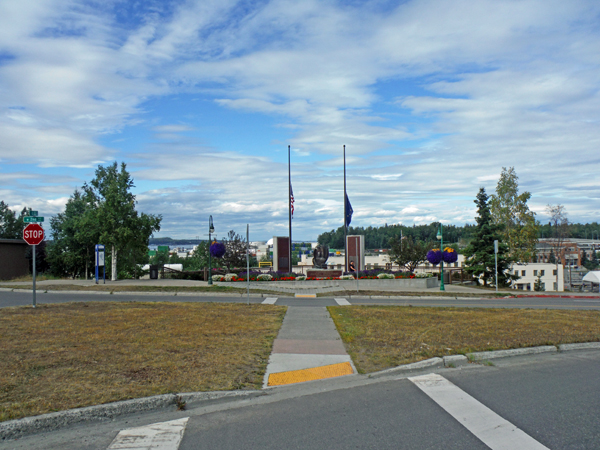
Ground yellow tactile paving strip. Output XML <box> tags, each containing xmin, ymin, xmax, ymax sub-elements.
<box><xmin>267</xmin><ymin>362</ymin><xmax>354</xmax><ymax>386</ymax></box>
<box><xmin>295</xmin><ymin>293</ymin><xmax>317</xmax><ymax>297</ymax></box>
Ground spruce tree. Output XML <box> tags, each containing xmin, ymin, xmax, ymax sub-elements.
<box><xmin>464</xmin><ymin>188</ymin><xmax>516</xmax><ymax>287</ymax></box>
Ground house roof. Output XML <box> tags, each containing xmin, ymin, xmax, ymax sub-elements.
<box><xmin>582</xmin><ymin>271</ymin><xmax>600</xmax><ymax>284</ymax></box>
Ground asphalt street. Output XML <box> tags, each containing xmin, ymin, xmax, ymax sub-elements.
<box><xmin>2</xmin><ymin>289</ymin><xmax>600</xmax><ymax>309</ymax></box>
<box><xmin>4</xmin><ymin>351</ymin><xmax>599</xmax><ymax>449</ymax></box>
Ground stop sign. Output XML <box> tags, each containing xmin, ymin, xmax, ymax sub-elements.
<box><xmin>23</xmin><ymin>223</ymin><xmax>45</xmax><ymax>245</ymax></box>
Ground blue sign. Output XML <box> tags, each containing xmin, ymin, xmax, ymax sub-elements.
<box><xmin>95</xmin><ymin>244</ymin><xmax>106</xmax><ymax>284</ymax></box>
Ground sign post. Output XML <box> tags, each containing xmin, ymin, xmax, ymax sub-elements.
<box><xmin>95</xmin><ymin>244</ymin><xmax>106</xmax><ymax>284</ymax></box>
<box><xmin>494</xmin><ymin>240</ymin><xmax>499</xmax><ymax>293</ymax></box>
<box><xmin>23</xmin><ymin>222</ymin><xmax>45</xmax><ymax>308</ymax></box>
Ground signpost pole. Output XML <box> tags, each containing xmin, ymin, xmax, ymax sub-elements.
<box><xmin>23</xmin><ymin>220</ymin><xmax>44</xmax><ymax>307</ymax></box>
<box><xmin>494</xmin><ymin>240</ymin><xmax>499</xmax><ymax>293</ymax></box>
<box><xmin>32</xmin><ymin>244</ymin><xmax>36</xmax><ymax>308</ymax></box>
<box><xmin>246</xmin><ymin>224</ymin><xmax>250</xmax><ymax>305</ymax></box>
<box><xmin>355</xmin><ymin>237</ymin><xmax>359</xmax><ymax>293</ymax></box>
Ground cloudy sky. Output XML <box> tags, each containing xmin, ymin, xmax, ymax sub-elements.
<box><xmin>1</xmin><ymin>0</ymin><xmax>599</xmax><ymax>241</ymax></box>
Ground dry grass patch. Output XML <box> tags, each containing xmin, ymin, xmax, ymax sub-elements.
<box><xmin>0</xmin><ymin>302</ymin><xmax>285</xmax><ymax>422</ymax></box>
<box><xmin>329</xmin><ymin>305</ymin><xmax>600</xmax><ymax>373</ymax></box>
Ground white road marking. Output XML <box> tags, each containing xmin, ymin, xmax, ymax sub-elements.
<box><xmin>262</xmin><ymin>297</ymin><xmax>278</xmax><ymax>304</ymax></box>
<box><xmin>409</xmin><ymin>374</ymin><xmax>549</xmax><ymax>450</ymax></box>
<box><xmin>107</xmin><ymin>418</ymin><xmax>189</xmax><ymax>450</ymax></box>
<box><xmin>334</xmin><ymin>297</ymin><xmax>351</xmax><ymax>306</ymax></box>
<box><xmin>573</xmin><ymin>300</ymin><xmax>600</xmax><ymax>303</ymax></box>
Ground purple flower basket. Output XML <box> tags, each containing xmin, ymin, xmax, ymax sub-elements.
<box><xmin>210</xmin><ymin>242</ymin><xmax>226</xmax><ymax>258</ymax></box>
<box><xmin>443</xmin><ymin>250</ymin><xmax>458</xmax><ymax>264</ymax></box>
<box><xmin>426</xmin><ymin>249</ymin><xmax>442</xmax><ymax>265</ymax></box>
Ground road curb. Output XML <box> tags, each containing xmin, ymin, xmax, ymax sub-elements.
<box><xmin>0</xmin><ymin>390</ymin><xmax>262</xmax><ymax>441</ymax></box>
<box><xmin>0</xmin><ymin>394</ymin><xmax>177</xmax><ymax>441</ymax></box>
<box><xmin>367</xmin><ymin>357</ymin><xmax>444</xmax><ymax>378</ymax></box>
<box><xmin>558</xmin><ymin>342</ymin><xmax>600</xmax><ymax>351</ymax></box>
<box><xmin>467</xmin><ymin>345</ymin><xmax>557</xmax><ymax>361</ymax></box>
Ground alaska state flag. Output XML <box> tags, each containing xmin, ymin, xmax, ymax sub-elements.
<box><xmin>345</xmin><ymin>193</ymin><xmax>353</xmax><ymax>227</ymax></box>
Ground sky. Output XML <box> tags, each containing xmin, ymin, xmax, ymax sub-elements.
<box><xmin>1</xmin><ymin>0</ymin><xmax>600</xmax><ymax>241</ymax></box>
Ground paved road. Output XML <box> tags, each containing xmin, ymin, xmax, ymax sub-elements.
<box><xmin>2</xmin><ymin>289</ymin><xmax>600</xmax><ymax>309</ymax></box>
<box><xmin>4</xmin><ymin>351</ymin><xmax>599</xmax><ymax>449</ymax></box>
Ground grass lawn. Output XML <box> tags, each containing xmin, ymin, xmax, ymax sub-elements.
<box><xmin>329</xmin><ymin>305</ymin><xmax>600</xmax><ymax>373</ymax></box>
<box><xmin>0</xmin><ymin>302</ymin><xmax>286</xmax><ymax>422</ymax></box>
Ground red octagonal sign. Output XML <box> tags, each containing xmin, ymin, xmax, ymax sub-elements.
<box><xmin>23</xmin><ymin>223</ymin><xmax>44</xmax><ymax>246</ymax></box>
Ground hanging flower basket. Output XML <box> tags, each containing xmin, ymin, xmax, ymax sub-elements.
<box><xmin>443</xmin><ymin>247</ymin><xmax>458</xmax><ymax>264</ymax></box>
<box><xmin>426</xmin><ymin>249</ymin><xmax>442</xmax><ymax>265</ymax></box>
<box><xmin>210</xmin><ymin>242</ymin><xmax>226</xmax><ymax>258</ymax></box>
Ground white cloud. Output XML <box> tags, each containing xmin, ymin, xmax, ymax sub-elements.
<box><xmin>1</xmin><ymin>0</ymin><xmax>600</xmax><ymax>238</ymax></box>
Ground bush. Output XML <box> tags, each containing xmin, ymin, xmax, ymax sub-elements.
<box><xmin>377</xmin><ymin>273</ymin><xmax>395</xmax><ymax>279</ymax></box>
<box><xmin>257</xmin><ymin>274</ymin><xmax>273</xmax><ymax>281</ymax></box>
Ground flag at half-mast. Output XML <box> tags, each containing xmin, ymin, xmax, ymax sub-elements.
<box><xmin>345</xmin><ymin>193</ymin><xmax>353</xmax><ymax>227</ymax></box>
<box><xmin>290</xmin><ymin>185</ymin><xmax>295</xmax><ymax>218</ymax></box>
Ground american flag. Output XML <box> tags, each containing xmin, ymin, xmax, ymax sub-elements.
<box><xmin>290</xmin><ymin>185</ymin><xmax>295</xmax><ymax>218</ymax></box>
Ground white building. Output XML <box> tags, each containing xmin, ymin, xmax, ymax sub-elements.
<box><xmin>510</xmin><ymin>263</ymin><xmax>564</xmax><ymax>292</ymax></box>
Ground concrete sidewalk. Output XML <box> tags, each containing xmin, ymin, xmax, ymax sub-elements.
<box><xmin>263</xmin><ymin>306</ymin><xmax>355</xmax><ymax>387</ymax></box>
<box><xmin>2</xmin><ymin>277</ymin><xmax>599</xmax><ymax>298</ymax></box>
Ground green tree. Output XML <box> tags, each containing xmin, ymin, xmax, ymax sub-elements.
<box><xmin>590</xmin><ymin>251</ymin><xmax>599</xmax><ymax>270</ymax></box>
<box><xmin>464</xmin><ymin>188</ymin><xmax>516</xmax><ymax>287</ymax></box>
<box><xmin>0</xmin><ymin>201</ymin><xmax>27</xmax><ymax>239</ymax></box>
<box><xmin>83</xmin><ymin>162</ymin><xmax>161</xmax><ymax>280</ymax></box>
<box><xmin>222</xmin><ymin>230</ymin><xmax>248</xmax><ymax>271</ymax></box>
<box><xmin>546</xmin><ymin>204</ymin><xmax>569</xmax><ymax>290</ymax></box>
<box><xmin>489</xmin><ymin>167</ymin><xmax>539</xmax><ymax>263</ymax></box>
<box><xmin>46</xmin><ymin>190</ymin><xmax>98</xmax><ymax>278</ymax></box>
<box><xmin>184</xmin><ymin>242</ymin><xmax>212</xmax><ymax>271</ymax></box>
<box><xmin>534</xmin><ymin>275</ymin><xmax>545</xmax><ymax>291</ymax></box>
<box><xmin>388</xmin><ymin>236</ymin><xmax>430</xmax><ymax>273</ymax></box>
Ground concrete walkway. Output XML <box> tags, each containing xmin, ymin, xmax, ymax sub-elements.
<box><xmin>263</xmin><ymin>306</ymin><xmax>355</xmax><ymax>387</ymax></box>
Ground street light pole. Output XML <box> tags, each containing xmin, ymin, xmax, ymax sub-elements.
<box><xmin>437</xmin><ymin>224</ymin><xmax>445</xmax><ymax>291</ymax></box>
<box><xmin>208</xmin><ymin>216</ymin><xmax>214</xmax><ymax>285</ymax></box>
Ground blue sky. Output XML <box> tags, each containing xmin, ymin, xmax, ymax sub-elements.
<box><xmin>1</xmin><ymin>0</ymin><xmax>600</xmax><ymax>241</ymax></box>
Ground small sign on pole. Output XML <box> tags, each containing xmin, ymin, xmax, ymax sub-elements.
<box><xmin>95</xmin><ymin>244</ymin><xmax>106</xmax><ymax>284</ymax></box>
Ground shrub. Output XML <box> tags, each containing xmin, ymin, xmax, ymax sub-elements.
<box><xmin>257</xmin><ymin>274</ymin><xmax>273</xmax><ymax>281</ymax></box>
<box><xmin>377</xmin><ymin>273</ymin><xmax>395</xmax><ymax>279</ymax></box>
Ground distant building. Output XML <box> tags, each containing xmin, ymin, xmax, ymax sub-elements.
<box><xmin>0</xmin><ymin>239</ymin><xmax>29</xmax><ymax>280</ymax></box>
<box><xmin>510</xmin><ymin>263</ymin><xmax>564</xmax><ymax>292</ymax></box>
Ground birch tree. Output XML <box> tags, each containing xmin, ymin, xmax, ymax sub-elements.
<box><xmin>489</xmin><ymin>167</ymin><xmax>539</xmax><ymax>263</ymax></box>
<box><xmin>83</xmin><ymin>162</ymin><xmax>161</xmax><ymax>280</ymax></box>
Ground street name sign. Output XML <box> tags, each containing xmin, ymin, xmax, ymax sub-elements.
<box><xmin>24</xmin><ymin>216</ymin><xmax>44</xmax><ymax>223</ymax></box>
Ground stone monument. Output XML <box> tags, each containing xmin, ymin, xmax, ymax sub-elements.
<box><xmin>307</xmin><ymin>244</ymin><xmax>342</xmax><ymax>278</ymax></box>
<box><xmin>312</xmin><ymin>244</ymin><xmax>329</xmax><ymax>269</ymax></box>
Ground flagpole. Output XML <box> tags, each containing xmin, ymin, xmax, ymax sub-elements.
<box><xmin>344</xmin><ymin>144</ymin><xmax>347</xmax><ymax>272</ymax></box>
<box><xmin>288</xmin><ymin>145</ymin><xmax>292</xmax><ymax>273</ymax></box>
